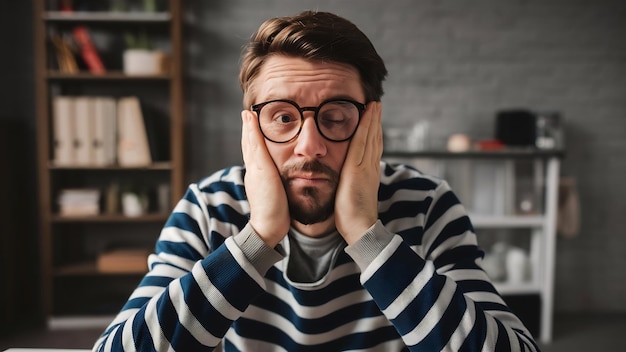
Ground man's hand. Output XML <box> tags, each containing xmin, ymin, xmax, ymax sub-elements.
<box><xmin>335</xmin><ymin>101</ymin><xmax>383</xmax><ymax>244</ymax></box>
<box><xmin>241</xmin><ymin>110</ymin><xmax>290</xmax><ymax>247</ymax></box>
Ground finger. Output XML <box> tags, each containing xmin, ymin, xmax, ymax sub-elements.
<box><xmin>241</xmin><ymin>110</ymin><xmax>272</xmax><ymax>168</ymax></box>
<box><xmin>347</xmin><ymin>102</ymin><xmax>375</xmax><ymax>166</ymax></box>
<box><xmin>357</xmin><ymin>102</ymin><xmax>382</xmax><ymax>167</ymax></box>
<box><xmin>241</xmin><ymin>110</ymin><xmax>249</xmax><ymax>156</ymax></box>
<box><xmin>241</xmin><ymin>110</ymin><xmax>255</xmax><ymax>163</ymax></box>
<box><xmin>368</xmin><ymin>102</ymin><xmax>383</xmax><ymax>165</ymax></box>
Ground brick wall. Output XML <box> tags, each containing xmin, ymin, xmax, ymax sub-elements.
<box><xmin>184</xmin><ymin>0</ymin><xmax>626</xmax><ymax>313</ymax></box>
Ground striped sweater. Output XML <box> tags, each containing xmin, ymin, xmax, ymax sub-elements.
<box><xmin>93</xmin><ymin>161</ymin><xmax>539</xmax><ymax>351</ymax></box>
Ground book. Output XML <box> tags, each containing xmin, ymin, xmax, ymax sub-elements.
<box><xmin>117</xmin><ymin>96</ymin><xmax>152</xmax><ymax>167</ymax></box>
<box><xmin>52</xmin><ymin>96</ymin><xmax>76</xmax><ymax>166</ymax></box>
<box><xmin>57</xmin><ymin>188</ymin><xmax>101</xmax><ymax>216</ymax></box>
<box><xmin>72</xmin><ymin>25</ymin><xmax>106</xmax><ymax>74</ymax></box>
<box><xmin>58</xmin><ymin>0</ymin><xmax>74</xmax><ymax>12</ymax></box>
<box><xmin>50</xmin><ymin>34</ymin><xmax>78</xmax><ymax>74</ymax></box>
<box><xmin>97</xmin><ymin>248</ymin><xmax>151</xmax><ymax>273</ymax></box>
<box><xmin>93</xmin><ymin>97</ymin><xmax>117</xmax><ymax>166</ymax></box>
<box><xmin>73</xmin><ymin>96</ymin><xmax>95</xmax><ymax>165</ymax></box>
<box><xmin>140</xmin><ymin>102</ymin><xmax>170</xmax><ymax>162</ymax></box>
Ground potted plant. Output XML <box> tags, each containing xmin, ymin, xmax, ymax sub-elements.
<box><xmin>122</xmin><ymin>30</ymin><xmax>166</xmax><ymax>75</ymax></box>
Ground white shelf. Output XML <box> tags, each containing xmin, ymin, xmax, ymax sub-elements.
<box><xmin>470</xmin><ymin>214</ymin><xmax>545</xmax><ymax>228</ymax></box>
<box><xmin>48</xmin><ymin>315</ymin><xmax>115</xmax><ymax>330</ymax></box>
<box><xmin>387</xmin><ymin>152</ymin><xmax>561</xmax><ymax>343</ymax></box>
<box><xmin>494</xmin><ymin>282</ymin><xmax>541</xmax><ymax>295</ymax></box>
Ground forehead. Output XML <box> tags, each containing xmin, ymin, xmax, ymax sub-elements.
<box><xmin>250</xmin><ymin>55</ymin><xmax>365</xmax><ymax>105</ymax></box>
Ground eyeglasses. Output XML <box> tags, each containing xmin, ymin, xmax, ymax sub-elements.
<box><xmin>251</xmin><ymin>99</ymin><xmax>366</xmax><ymax>143</ymax></box>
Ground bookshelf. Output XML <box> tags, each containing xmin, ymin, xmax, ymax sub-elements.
<box><xmin>385</xmin><ymin>149</ymin><xmax>562</xmax><ymax>343</ymax></box>
<box><xmin>33</xmin><ymin>0</ymin><xmax>184</xmax><ymax>325</ymax></box>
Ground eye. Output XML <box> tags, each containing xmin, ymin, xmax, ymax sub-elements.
<box><xmin>274</xmin><ymin>113</ymin><xmax>297</xmax><ymax>124</ymax></box>
<box><xmin>320</xmin><ymin>109</ymin><xmax>347</xmax><ymax>123</ymax></box>
<box><xmin>260</xmin><ymin>101</ymin><xmax>300</xmax><ymax>125</ymax></box>
<box><xmin>319</xmin><ymin>103</ymin><xmax>354</xmax><ymax>125</ymax></box>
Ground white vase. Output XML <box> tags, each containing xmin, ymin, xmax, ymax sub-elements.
<box><xmin>123</xmin><ymin>49</ymin><xmax>162</xmax><ymax>75</ymax></box>
<box><xmin>122</xmin><ymin>192</ymin><xmax>145</xmax><ymax>217</ymax></box>
<box><xmin>506</xmin><ymin>247</ymin><xmax>529</xmax><ymax>283</ymax></box>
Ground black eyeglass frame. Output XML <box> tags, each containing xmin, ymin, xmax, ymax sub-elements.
<box><xmin>250</xmin><ymin>98</ymin><xmax>367</xmax><ymax>143</ymax></box>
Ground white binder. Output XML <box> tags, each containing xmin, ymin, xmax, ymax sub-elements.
<box><xmin>116</xmin><ymin>96</ymin><xmax>151</xmax><ymax>167</ymax></box>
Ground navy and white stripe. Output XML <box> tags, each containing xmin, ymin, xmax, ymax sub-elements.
<box><xmin>93</xmin><ymin>162</ymin><xmax>538</xmax><ymax>351</ymax></box>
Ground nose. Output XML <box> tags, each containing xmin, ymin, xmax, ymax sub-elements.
<box><xmin>293</xmin><ymin>112</ymin><xmax>327</xmax><ymax>158</ymax></box>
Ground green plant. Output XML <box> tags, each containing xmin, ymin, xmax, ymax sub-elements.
<box><xmin>124</xmin><ymin>30</ymin><xmax>152</xmax><ymax>50</ymax></box>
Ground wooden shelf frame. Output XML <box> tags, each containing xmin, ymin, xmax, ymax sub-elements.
<box><xmin>46</xmin><ymin>71</ymin><xmax>173</xmax><ymax>80</ymax></box>
<box><xmin>43</xmin><ymin>11</ymin><xmax>172</xmax><ymax>23</ymax></box>
<box><xmin>54</xmin><ymin>262</ymin><xmax>148</xmax><ymax>277</ymax></box>
<box><xmin>33</xmin><ymin>0</ymin><xmax>185</xmax><ymax>323</ymax></box>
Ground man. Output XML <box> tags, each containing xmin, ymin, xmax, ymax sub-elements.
<box><xmin>94</xmin><ymin>11</ymin><xmax>539</xmax><ymax>351</ymax></box>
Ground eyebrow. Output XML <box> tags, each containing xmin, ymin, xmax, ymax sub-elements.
<box><xmin>257</xmin><ymin>94</ymin><xmax>362</xmax><ymax>106</ymax></box>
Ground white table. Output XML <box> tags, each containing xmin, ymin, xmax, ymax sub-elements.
<box><xmin>3</xmin><ymin>349</ymin><xmax>90</xmax><ymax>352</ymax></box>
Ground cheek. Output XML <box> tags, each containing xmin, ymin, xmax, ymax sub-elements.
<box><xmin>328</xmin><ymin>143</ymin><xmax>350</xmax><ymax>172</ymax></box>
<box><xmin>265</xmin><ymin>142</ymin><xmax>291</xmax><ymax>168</ymax></box>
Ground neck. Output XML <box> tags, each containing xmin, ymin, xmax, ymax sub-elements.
<box><xmin>292</xmin><ymin>215</ymin><xmax>336</xmax><ymax>238</ymax></box>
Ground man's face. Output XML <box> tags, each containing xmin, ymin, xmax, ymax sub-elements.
<box><xmin>249</xmin><ymin>55</ymin><xmax>366</xmax><ymax>228</ymax></box>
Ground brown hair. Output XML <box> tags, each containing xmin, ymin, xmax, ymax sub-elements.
<box><xmin>239</xmin><ymin>11</ymin><xmax>387</xmax><ymax>108</ymax></box>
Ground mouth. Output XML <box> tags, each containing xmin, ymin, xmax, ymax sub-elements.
<box><xmin>281</xmin><ymin>160</ymin><xmax>339</xmax><ymax>190</ymax></box>
<box><xmin>288</xmin><ymin>173</ymin><xmax>330</xmax><ymax>186</ymax></box>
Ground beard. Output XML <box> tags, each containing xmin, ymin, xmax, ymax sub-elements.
<box><xmin>281</xmin><ymin>160</ymin><xmax>339</xmax><ymax>225</ymax></box>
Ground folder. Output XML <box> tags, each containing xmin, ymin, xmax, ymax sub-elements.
<box><xmin>117</xmin><ymin>96</ymin><xmax>151</xmax><ymax>167</ymax></box>
<box><xmin>52</xmin><ymin>96</ymin><xmax>76</xmax><ymax>166</ymax></box>
<box><xmin>93</xmin><ymin>97</ymin><xmax>117</xmax><ymax>166</ymax></box>
<box><xmin>74</xmin><ymin>96</ymin><xmax>96</xmax><ymax>165</ymax></box>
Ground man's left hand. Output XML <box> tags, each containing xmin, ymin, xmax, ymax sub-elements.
<box><xmin>335</xmin><ymin>101</ymin><xmax>383</xmax><ymax>244</ymax></box>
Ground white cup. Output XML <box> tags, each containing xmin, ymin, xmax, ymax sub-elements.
<box><xmin>506</xmin><ymin>247</ymin><xmax>529</xmax><ymax>283</ymax></box>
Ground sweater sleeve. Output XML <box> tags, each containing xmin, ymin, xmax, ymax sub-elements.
<box><xmin>345</xmin><ymin>181</ymin><xmax>540</xmax><ymax>352</ymax></box>
<box><xmin>92</xmin><ymin>183</ymin><xmax>282</xmax><ymax>352</ymax></box>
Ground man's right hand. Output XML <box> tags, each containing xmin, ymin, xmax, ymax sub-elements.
<box><xmin>241</xmin><ymin>110</ymin><xmax>291</xmax><ymax>248</ymax></box>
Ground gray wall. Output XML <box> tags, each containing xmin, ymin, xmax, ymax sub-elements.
<box><xmin>183</xmin><ymin>0</ymin><xmax>626</xmax><ymax>313</ymax></box>
<box><xmin>1</xmin><ymin>0</ymin><xmax>624</xmax><ymax>316</ymax></box>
